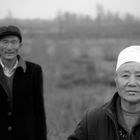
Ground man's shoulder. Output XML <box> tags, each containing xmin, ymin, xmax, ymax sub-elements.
<box><xmin>25</xmin><ymin>61</ymin><xmax>41</xmax><ymax>69</ymax></box>
<box><xmin>25</xmin><ymin>61</ymin><xmax>42</xmax><ymax>74</ymax></box>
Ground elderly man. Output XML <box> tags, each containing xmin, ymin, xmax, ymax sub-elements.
<box><xmin>68</xmin><ymin>45</ymin><xmax>140</xmax><ymax>140</ymax></box>
<box><xmin>0</xmin><ymin>25</ymin><xmax>47</xmax><ymax>140</ymax></box>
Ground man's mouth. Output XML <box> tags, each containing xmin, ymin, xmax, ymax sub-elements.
<box><xmin>5</xmin><ymin>52</ymin><xmax>15</xmax><ymax>54</ymax></box>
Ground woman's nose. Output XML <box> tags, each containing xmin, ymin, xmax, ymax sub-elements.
<box><xmin>128</xmin><ymin>76</ymin><xmax>137</xmax><ymax>86</ymax></box>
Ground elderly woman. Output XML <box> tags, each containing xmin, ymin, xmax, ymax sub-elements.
<box><xmin>68</xmin><ymin>45</ymin><xmax>140</xmax><ymax>140</ymax></box>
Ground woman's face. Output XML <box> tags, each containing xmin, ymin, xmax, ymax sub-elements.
<box><xmin>115</xmin><ymin>62</ymin><xmax>140</xmax><ymax>103</ymax></box>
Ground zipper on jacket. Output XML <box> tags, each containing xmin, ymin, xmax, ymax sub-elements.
<box><xmin>106</xmin><ymin>109</ymin><xmax>120</xmax><ymax>140</ymax></box>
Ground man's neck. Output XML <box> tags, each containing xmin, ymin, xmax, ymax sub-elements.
<box><xmin>1</xmin><ymin>57</ymin><xmax>18</xmax><ymax>69</ymax></box>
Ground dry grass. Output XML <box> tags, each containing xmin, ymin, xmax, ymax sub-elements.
<box><xmin>45</xmin><ymin>84</ymin><xmax>115</xmax><ymax>140</ymax></box>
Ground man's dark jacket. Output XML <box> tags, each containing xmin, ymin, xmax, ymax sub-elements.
<box><xmin>68</xmin><ymin>93</ymin><xmax>140</xmax><ymax>140</ymax></box>
<box><xmin>0</xmin><ymin>59</ymin><xmax>47</xmax><ymax>140</ymax></box>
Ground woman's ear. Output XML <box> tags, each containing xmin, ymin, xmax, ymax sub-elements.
<box><xmin>114</xmin><ymin>73</ymin><xmax>117</xmax><ymax>83</ymax></box>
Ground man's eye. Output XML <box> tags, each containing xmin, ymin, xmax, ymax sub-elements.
<box><xmin>2</xmin><ymin>40</ymin><xmax>8</xmax><ymax>44</ymax></box>
<box><xmin>11</xmin><ymin>40</ymin><xmax>18</xmax><ymax>44</ymax></box>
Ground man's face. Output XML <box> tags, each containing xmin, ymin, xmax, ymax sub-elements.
<box><xmin>115</xmin><ymin>62</ymin><xmax>140</xmax><ymax>103</ymax></box>
<box><xmin>0</xmin><ymin>36</ymin><xmax>22</xmax><ymax>61</ymax></box>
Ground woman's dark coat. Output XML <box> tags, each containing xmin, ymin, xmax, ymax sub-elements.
<box><xmin>68</xmin><ymin>93</ymin><xmax>140</xmax><ymax>140</ymax></box>
<box><xmin>0</xmin><ymin>59</ymin><xmax>47</xmax><ymax>140</ymax></box>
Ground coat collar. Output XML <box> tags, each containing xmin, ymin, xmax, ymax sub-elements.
<box><xmin>0</xmin><ymin>55</ymin><xmax>27</xmax><ymax>97</ymax></box>
<box><xmin>17</xmin><ymin>55</ymin><xmax>26</xmax><ymax>73</ymax></box>
<box><xmin>0</xmin><ymin>55</ymin><xmax>26</xmax><ymax>73</ymax></box>
<box><xmin>105</xmin><ymin>93</ymin><xmax>140</xmax><ymax>130</ymax></box>
<box><xmin>103</xmin><ymin>92</ymin><xmax>120</xmax><ymax>119</ymax></box>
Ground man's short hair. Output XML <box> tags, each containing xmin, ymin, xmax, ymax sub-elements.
<box><xmin>0</xmin><ymin>25</ymin><xmax>22</xmax><ymax>42</ymax></box>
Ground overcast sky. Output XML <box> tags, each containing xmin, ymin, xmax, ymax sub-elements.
<box><xmin>1</xmin><ymin>0</ymin><xmax>140</xmax><ymax>19</ymax></box>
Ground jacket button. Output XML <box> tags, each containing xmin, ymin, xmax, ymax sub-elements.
<box><xmin>8</xmin><ymin>112</ymin><xmax>12</xmax><ymax>116</ymax></box>
<box><xmin>8</xmin><ymin>126</ymin><xmax>12</xmax><ymax>131</ymax></box>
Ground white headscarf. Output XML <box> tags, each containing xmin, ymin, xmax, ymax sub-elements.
<box><xmin>116</xmin><ymin>45</ymin><xmax>140</xmax><ymax>71</ymax></box>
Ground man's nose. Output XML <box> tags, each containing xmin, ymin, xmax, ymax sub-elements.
<box><xmin>6</xmin><ymin>43</ymin><xmax>13</xmax><ymax>49</ymax></box>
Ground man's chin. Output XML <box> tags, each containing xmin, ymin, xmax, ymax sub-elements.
<box><xmin>4</xmin><ymin>56</ymin><xmax>16</xmax><ymax>61</ymax></box>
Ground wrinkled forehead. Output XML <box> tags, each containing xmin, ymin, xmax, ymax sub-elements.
<box><xmin>116</xmin><ymin>61</ymin><xmax>140</xmax><ymax>73</ymax></box>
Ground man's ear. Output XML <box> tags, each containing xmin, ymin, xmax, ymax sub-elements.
<box><xmin>19</xmin><ymin>43</ymin><xmax>22</xmax><ymax>48</ymax></box>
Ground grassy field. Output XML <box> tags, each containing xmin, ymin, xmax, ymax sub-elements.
<box><xmin>1</xmin><ymin>17</ymin><xmax>140</xmax><ymax>140</ymax></box>
<box><xmin>45</xmin><ymin>84</ymin><xmax>115</xmax><ymax>140</ymax></box>
<box><xmin>37</xmin><ymin>38</ymin><xmax>140</xmax><ymax>140</ymax></box>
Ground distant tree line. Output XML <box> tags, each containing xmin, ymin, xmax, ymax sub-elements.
<box><xmin>0</xmin><ymin>4</ymin><xmax>140</xmax><ymax>39</ymax></box>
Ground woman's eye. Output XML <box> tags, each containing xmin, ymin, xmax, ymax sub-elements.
<box><xmin>122</xmin><ymin>74</ymin><xmax>129</xmax><ymax>78</ymax></box>
<box><xmin>136</xmin><ymin>75</ymin><xmax>140</xmax><ymax>78</ymax></box>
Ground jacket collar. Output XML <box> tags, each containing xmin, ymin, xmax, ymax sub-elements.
<box><xmin>104</xmin><ymin>92</ymin><xmax>120</xmax><ymax>119</ymax></box>
<box><xmin>0</xmin><ymin>55</ymin><xmax>26</xmax><ymax>73</ymax></box>
<box><xmin>17</xmin><ymin>55</ymin><xmax>26</xmax><ymax>72</ymax></box>
<box><xmin>0</xmin><ymin>55</ymin><xmax>26</xmax><ymax>97</ymax></box>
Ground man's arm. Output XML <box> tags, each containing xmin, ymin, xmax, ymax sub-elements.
<box><xmin>33</xmin><ymin>65</ymin><xmax>47</xmax><ymax>140</ymax></box>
